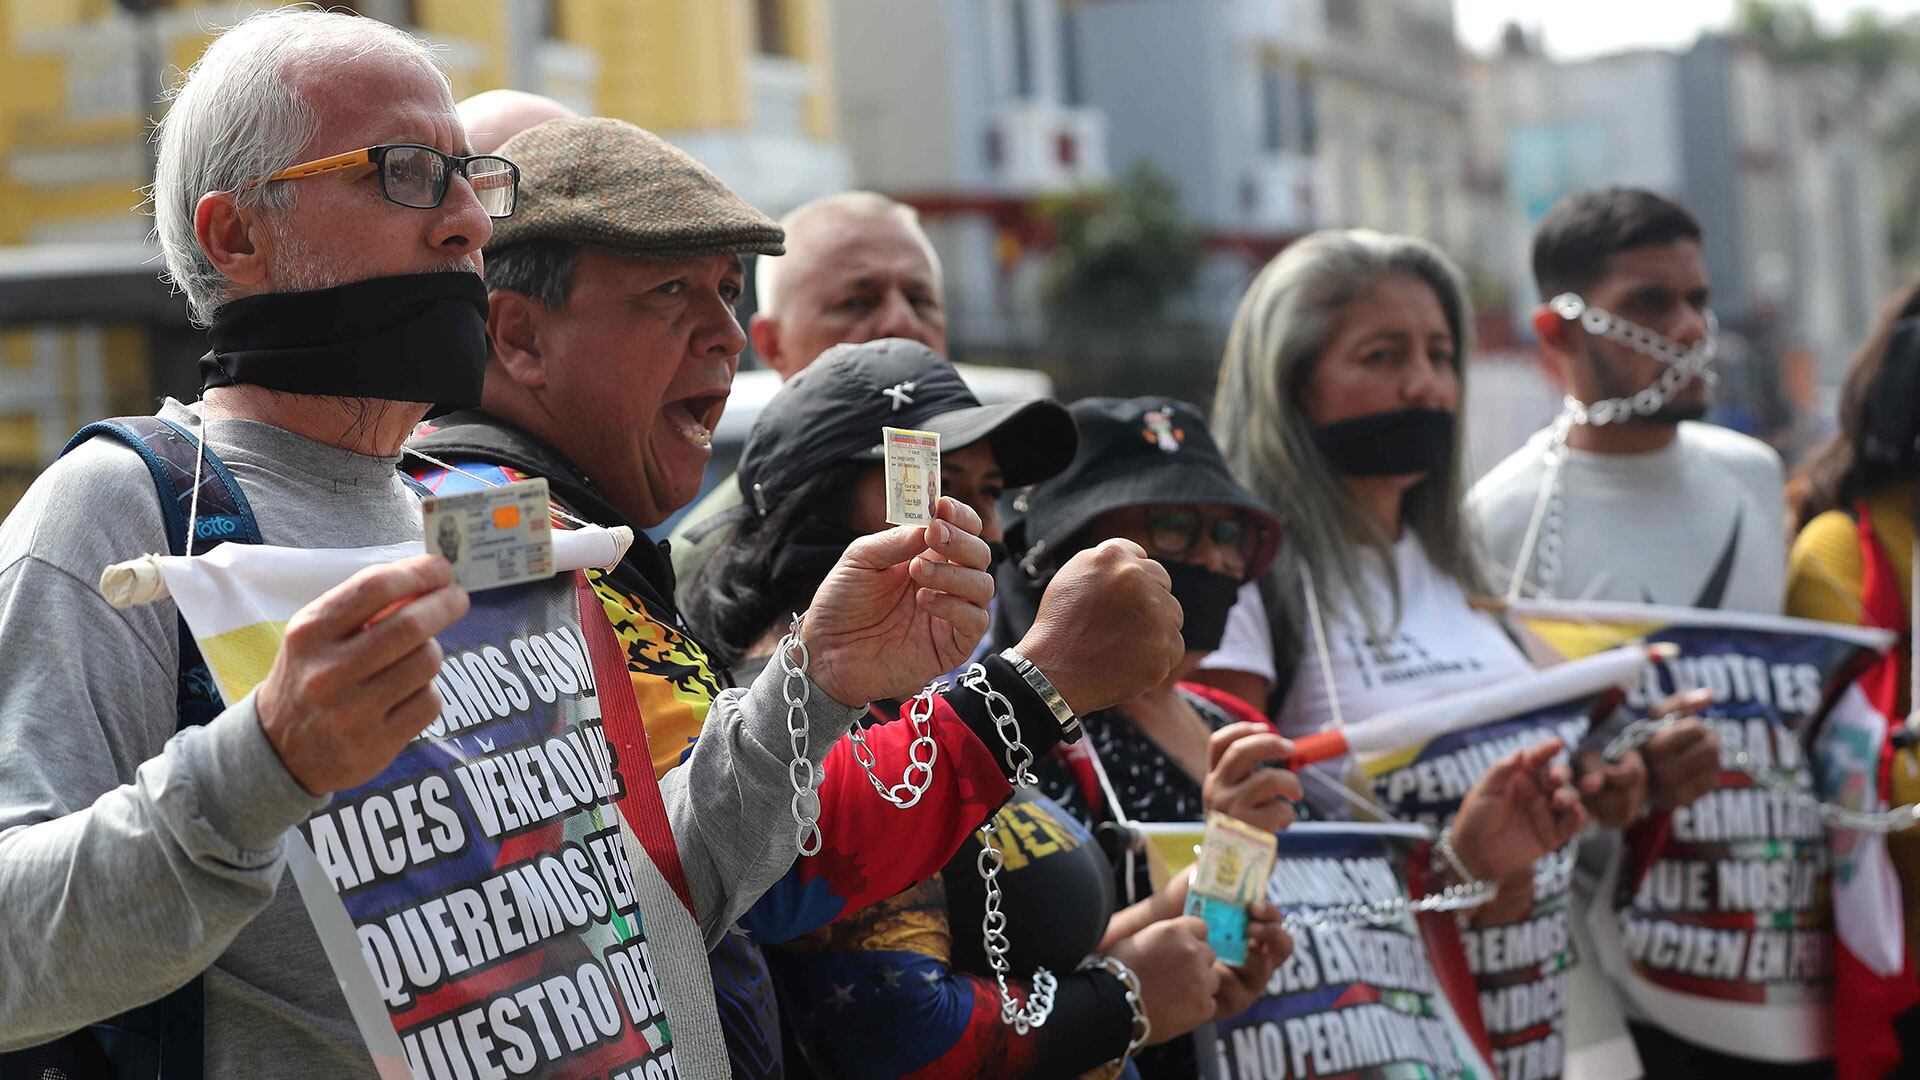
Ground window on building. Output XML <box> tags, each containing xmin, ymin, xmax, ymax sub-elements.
<box><xmin>1325</xmin><ymin>0</ymin><xmax>1363</xmax><ymax>37</ymax></box>
<box><xmin>755</xmin><ymin>0</ymin><xmax>791</xmax><ymax>57</ymax></box>
<box><xmin>1060</xmin><ymin>3</ymin><xmax>1083</xmax><ymax>105</ymax></box>
<box><xmin>1298</xmin><ymin>69</ymin><xmax>1319</xmax><ymax>155</ymax></box>
<box><xmin>1011</xmin><ymin>0</ymin><xmax>1037</xmax><ymax>99</ymax></box>
<box><xmin>1056</xmin><ymin>130</ymin><xmax>1078</xmax><ymax>167</ymax></box>
<box><xmin>1260</xmin><ymin>62</ymin><xmax>1286</xmax><ymax>153</ymax></box>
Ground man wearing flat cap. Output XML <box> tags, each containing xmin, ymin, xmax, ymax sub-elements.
<box><xmin>407</xmin><ymin>117</ymin><xmax>1181</xmax><ymax>1075</ymax></box>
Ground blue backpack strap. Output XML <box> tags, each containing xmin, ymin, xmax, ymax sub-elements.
<box><xmin>32</xmin><ymin>415</ymin><xmax>264</xmax><ymax>1080</ymax></box>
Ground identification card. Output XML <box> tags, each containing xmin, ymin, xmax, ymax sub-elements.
<box><xmin>421</xmin><ymin>477</ymin><xmax>555</xmax><ymax>591</ymax></box>
<box><xmin>883</xmin><ymin>427</ymin><xmax>941</xmax><ymax>526</ymax></box>
<box><xmin>1192</xmin><ymin>811</ymin><xmax>1278</xmax><ymax>907</ymax></box>
<box><xmin>1186</xmin><ymin>891</ymin><xmax>1251</xmax><ymax>966</ymax></box>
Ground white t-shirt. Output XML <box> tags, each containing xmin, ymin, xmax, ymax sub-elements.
<box><xmin>1204</xmin><ymin>532</ymin><xmax>1534</xmax><ymax>738</ymax></box>
<box><xmin>1468</xmin><ymin>421</ymin><xmax>1788</xmax><ymax>615</ymax></box>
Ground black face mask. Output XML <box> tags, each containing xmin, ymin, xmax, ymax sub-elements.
<box><xmin>1310</xmin><ymin>407</ymin><xmax>1455</xmax><ymax>477</ymax></box>
<box><xmin>202</xmin><ymin>271</ymin><xmax>490</xmax><ymax>408</ymax></box>
<box><xmin>1158</xmin><ymin>559</ymin><xmax>1241</xmax><ymax>653</ymax></box>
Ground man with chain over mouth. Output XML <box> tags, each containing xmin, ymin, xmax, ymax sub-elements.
<box><xmin>1471</xmin><ymin>187</ymin><xmax>1805</xmax><ymax>1080</ymax></box>
<box><xmin>1471</xmin><ymin>186</ymin><xmax>1787</xmax><ymax>616</ymax></box>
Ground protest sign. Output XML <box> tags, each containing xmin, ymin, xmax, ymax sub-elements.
<box><xmin>1510</xmin><ymin>600</ymin><xmax>1899</xmax><ymax>1067</ymax></box>
<box><xmin>118</xmin><ymin>533</ymin><xmax>714</xmax><ymax>1080</ymax></box>
<box><xmin>1147</xmin><ymin>821</ymin><xmax>1495</xmax><ymax>1080</ymax></box>
<box><xmin>1345</xmin><ymin>654</ymin><xmax>1639</xmax><ymax>1080</ymax></box>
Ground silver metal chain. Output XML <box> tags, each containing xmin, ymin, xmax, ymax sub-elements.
<box><xmin>778</xmin><ymin>615</ymin><xmax>823</xmax><ymax>857</ymax></box>
<box><xmin>956</xmin><ymin>660</ymin><xmax>1058</xmax><ymax>1030</ymax></box>
<box><xmin>1279</xmin><ymin>825</ymin><xmax>1499</xmax><ymax>932</ymax></box>
<box><xmin>961</xmin><ymin>663</ymin><xmax>1040</xmax><ymax>786</ymax></box>
<box><xmin>1604</xmin><ymin>714</ymin><xmax>1920</xmax><ymax>834</ymax></box>
<box><xmin>976</xmin><ymin>817</ymin><xmax>1059</xmax><ymax>1032</ymax></box>
<box><xmin>847</xmin><ymin>681</ymin><xmax>943</xmax><ymax>808</ymax></box>
<box><xmin>1509</xmin><ymin>295</ymin><xmax>1720</xmax><ymax>601</ymax></box>
<box><xmin>1079</xmin><ymin>954</ymin><xmax>1150</xmax><ymax>1062</ymax></box>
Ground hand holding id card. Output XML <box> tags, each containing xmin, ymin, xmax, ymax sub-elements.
<box><xmin>1184</xmin><ymin>812</ymin><xmax>1278</xmax><ymax>965</ymax></box>
<box><xmin>421</xmin><ymin>477</ymin><xmax>555</xmax><ymax>591</ymax></box>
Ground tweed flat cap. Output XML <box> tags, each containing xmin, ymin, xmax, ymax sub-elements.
<box><xmin>487</xmin><ymin>116</ymin><xmax>784</xmax><ymax>258</ymax></box>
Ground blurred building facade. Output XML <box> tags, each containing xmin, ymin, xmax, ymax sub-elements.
<box><xmin>826</xmin><ymin>0</ymin><xmax>1111</xmax><ymax>353</ymax></box>
<box><xmin>0</xmin><ymin>0</ymin><xmax>848</xmax><ymax>509</ymax></box>
<box><xmin>826</xmin><ymin>0</ymin><xmax>1476</xmax><ymax>365</ymax></box>
<box><xmin>1468</xmin><ymin>30</ymin><xmax>1890</xmax><ymax>443</ymax></box>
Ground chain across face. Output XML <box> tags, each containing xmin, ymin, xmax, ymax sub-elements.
<box><xmin>1547</xmin><ymin>292</ymin><xmax>1720</xmax><ymax>427</ymax></box>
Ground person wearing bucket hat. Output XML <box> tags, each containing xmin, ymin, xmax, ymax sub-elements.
<box><xmin>689</xmin><ymin>348</ymin><xmax>1297</xmax><ymax>1078</ymax></box>
<box><xmin>994</xmin><ymin>396</ymin><xmax>1592</xmax><ymax>1080</ymax></box>
<box><xmin>404</xmin><ymin>119</ymin><xmax>1016</xmax><ymax>1077</ymax></box>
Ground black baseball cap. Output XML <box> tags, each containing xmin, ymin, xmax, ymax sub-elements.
<box><xmin>736</xmin><ymin>338</ymin><xmax>1079</xmax><ymax>516</ymax></box>
<box><xmin>1006</xmin><ymin>396</ymin><xmax>1282</xmax><ymax>578</ymax></box>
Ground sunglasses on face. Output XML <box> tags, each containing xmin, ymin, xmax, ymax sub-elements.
<box><xmin>259</xmin><ymin>144</ymin><xmax>519</xmax><ymax>218</ymax></box>
<box><xmin>1143</xmin><ymin>506</ymin><xmax>1269</xmax><ymax>569</ymax></box>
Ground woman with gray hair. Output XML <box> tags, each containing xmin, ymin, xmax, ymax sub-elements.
<box><xmin>1191</xmin><ymin>229</ymin><xmax>1646</xmax><ymax>1080</ymax></box>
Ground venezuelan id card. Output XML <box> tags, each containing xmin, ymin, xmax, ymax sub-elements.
<box><xmin>421</xmin><ymin>477</ymin><xmax>555</xmax><ymax>591</ymax></box>
<box><xmin>1189</xmin><ymin>812</ymin><xmax>1277</xmax><ymax>965</ymax></box>
<box><xmin>883</xmin><ymin>427</ymin><xmax>941</xmax><ymax>526</ymax></box>
<box><xmin>1193</xmin><ymin>812</ymin><xmax>1277</xmax><ymax>906</ymax></box>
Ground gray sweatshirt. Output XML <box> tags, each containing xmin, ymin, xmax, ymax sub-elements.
<box><xmin>0</xmin><ymin>401</ymin><xmax>858</xmax><ymax>1078</ymax></box>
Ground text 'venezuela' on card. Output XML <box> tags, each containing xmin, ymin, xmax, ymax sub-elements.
<box><xmin>883</xmin><ymin>426</ymin><xmax>941</xmax><ymax>527</ymax></box>
<box><xmin>421</xmin><ymin>477</ymin><xmax>556</xmax><ymax>591</ymax></box>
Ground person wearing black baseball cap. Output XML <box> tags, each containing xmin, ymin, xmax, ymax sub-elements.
<box><xmin>689</xmin><ymin>342</ymin><xmax>1290</xmax><ymax>1078</ymax></box>
<box><xmin>691</xmin><ymin>336</ymin><xmax>1076</xmax><ymax>660</ymax></box>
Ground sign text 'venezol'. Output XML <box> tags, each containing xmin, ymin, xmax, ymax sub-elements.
<box><xmin>146</xmin><ymin>535</ymin><xmax>692</xmax><ymax>1080</ymax></box>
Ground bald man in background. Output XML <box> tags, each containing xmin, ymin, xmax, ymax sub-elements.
<box><xmin>670</xmin><ymin>191</ymin><xmax>950</xmax><ymax>596</ymax></box>
<box><xmin>457</xmin><ymin>88</ymin><xmax>577</xmax><ymax>154</ymax></box>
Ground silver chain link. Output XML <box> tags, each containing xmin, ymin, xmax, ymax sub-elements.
<box><xmin>847</xmin><ymin>681</ymin><xmax>943</xmax><ymax>808</ymax></box>
<box><xmin>1521</xmin><ymin>295</ymin><xmax>1720</xmax><ymax>599</ymax></box>
<box><xmin>977</xmin><ymin>816</ymin><xmax>1059</xmax><ymax>1033</ymax></box>
<box><xmin>1604</xmin><ymin>714</ymin><xmax>1920</xmax><ymax>834</ymax></box>
<box><xmin>961</xmin><ymin>663</ymin><xmax>1040</xmax><ymax>786</ymax></box>
<box><xmin>957</xmin><ymin>660</ymin><xmax>1056</xmax><ymax>1029</ymax></box>
<box><xmin>1279</xmin><ymin>825</ymin><xmax>1499</xmax><ymax>932</ymax></box>
<box><xmin>778</xmin><ymin>615</ymin><xmax>823</xmax><ymax>857</ymax></box>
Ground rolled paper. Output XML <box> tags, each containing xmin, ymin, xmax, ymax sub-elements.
<box><xmin>99</xmin><ymin>524</ymin><xmax>636</xmax><ymax>609</ymax></box>
<box><xmin>563</xmin><ymin>525</ymin><xmax>634</xmax><ymax>573</ymax></box>
<box><xmin>99</xmin><ymin>554</ymin><xmax>167</xmax><ymax>610</ymax></box>
<box><xmin>1285</xmin><ymin>641</ymin><xmax>1661</xmax><ymax>767</ymax></box>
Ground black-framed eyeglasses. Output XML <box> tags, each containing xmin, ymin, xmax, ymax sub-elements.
<box><xmin>259</xmin><ymin>143</ymin><xmax>519</xmax><ymax>218</ymax></box>
<box><xmin>1143</xmin><ymin>506</ymin><xmax>1269</xmax><ymax>569</ymax></box>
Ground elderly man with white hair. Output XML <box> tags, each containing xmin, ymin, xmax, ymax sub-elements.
<box><xmin>0</xmin><ymin>12</ymin><xmax>997</xmax><ymax>1080</ymax></box>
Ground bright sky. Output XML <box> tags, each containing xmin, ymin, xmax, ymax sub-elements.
<box><xmin>1455</xmin><ymin>0</ymin><xmax>1920</xmax><ymax>59</ymax></box>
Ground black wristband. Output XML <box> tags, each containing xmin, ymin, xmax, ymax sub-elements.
<box><xmin>1027</xmin><ymin>967</ymin><xmax>1137</xmax><ymax>1076</ymax></box>
<box><xmin>939</xmin><ymin>654</ymin><xmax>1067</xmax><ymax>783</ymax></box>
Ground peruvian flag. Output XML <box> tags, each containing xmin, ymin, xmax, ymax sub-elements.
<box><xmin>1829</xmin><ymin>506</ymin><xmax>1920</xmax><ymax>1080</ymax></box>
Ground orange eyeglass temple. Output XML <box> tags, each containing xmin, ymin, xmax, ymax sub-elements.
<box><xmin>267</xmin><ymin>148</ymin><xmax>375</xmax><ymax>182</ymax></box>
